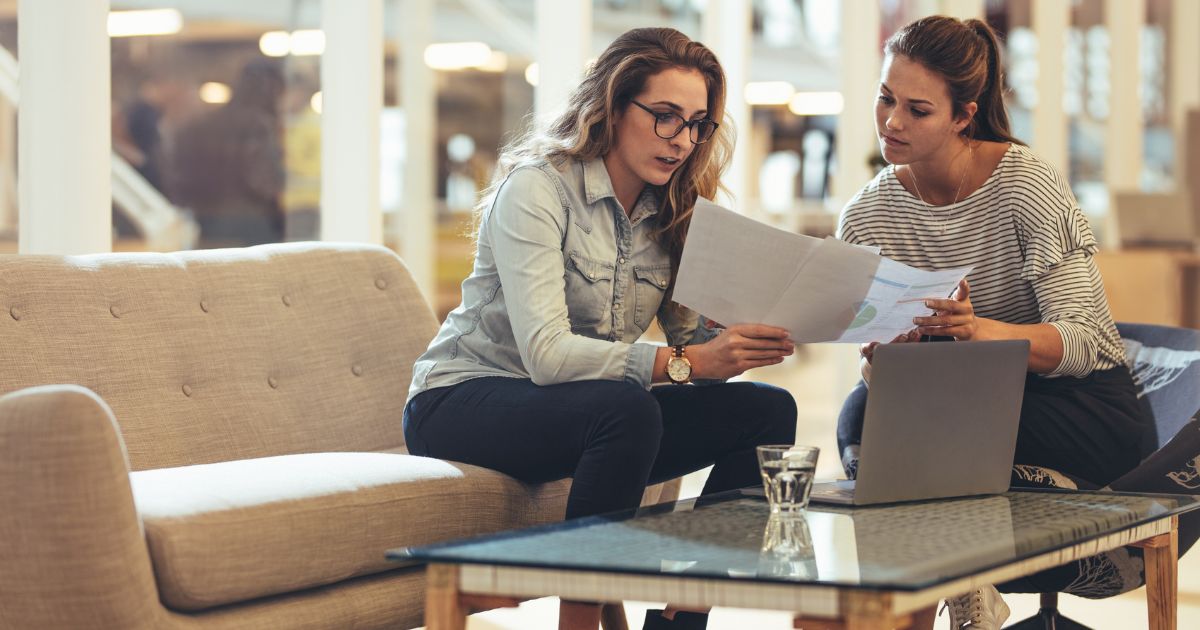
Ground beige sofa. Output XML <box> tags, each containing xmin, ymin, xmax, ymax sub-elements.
<box><xmin>0</xmin><ymin>243</ymin><xmax>676</xmax><ymax>629</ymax></box>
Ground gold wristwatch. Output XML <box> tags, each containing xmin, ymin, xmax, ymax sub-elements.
<box><xmin>665</xmin><ymin>345</ymin><xmax>692</xmax><ymax>384</ymax></box>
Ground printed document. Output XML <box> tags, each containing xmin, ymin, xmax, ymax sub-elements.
<box><xmin>673</xmin><ymin>199</ymin><xmax>971</xmax><ymax>344</ymax></box>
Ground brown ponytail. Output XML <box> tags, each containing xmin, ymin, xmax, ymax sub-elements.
<box><xmin>884</xmin><ymin>15</ymin><xmax>1024</xmax><ymax>145</ymax></box>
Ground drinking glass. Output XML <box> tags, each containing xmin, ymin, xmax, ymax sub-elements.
<box><xmin>756</xmin><ymin>444</ymin><xmax>819</xmax><ymax>514</ymax></box>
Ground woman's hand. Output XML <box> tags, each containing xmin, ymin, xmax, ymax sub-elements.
<box><xmin>913</xmin><ymin>279</ymin><xmax>991</xmax><ymax>341</ymax></box>
<box><xmin>859</xmin><ymin>329</ymin><xmax>920</xmax><ymax>365</ymax></box>
<box><xmin>689</xmin><ymin>324</ymin><xmax>793</xmax><ymax>379</ymax></box>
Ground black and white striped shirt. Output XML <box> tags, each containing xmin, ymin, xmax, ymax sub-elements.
<box><xmin>837</xmin><ymin>143</ymin><xmax>1125</xmax><ymax>378</ymax></box>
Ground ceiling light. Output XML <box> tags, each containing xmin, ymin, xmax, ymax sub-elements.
<box><xmin>744</xmin><ymin>81</ymin><xmax>795</xmax><ymax>106</ymax></box>
<box><xmin>108</xmin><ymin>9</ymin><xmax>183</xmax><ymax>38</ymax></box>
<box><xmin>788</xmin><ymin>91</ymin><xmax>844</xmax><ymax>116</ymax></box>
<box><xmin>424</xmin><ymin>42</ymin><xmax>493</xmax><ymax>71</ymax></box>
<box><xmin>524</xmin><ymin>63</ymin><xmax>539</xmax><ymax>86</ymax></box>
<box><xmin>259</xmin><ymin>31</ymin><xmax>291</xmax><ymax>57</ymax></box>
<box><xmin>310</xmin><ymin>91</ymin><xmax>323</xmax><ymax>114</ymax></box>
<box><xmin>289</xmin><ymin>30</ymin><xmax>325</xmax><ymax>56</ymax></box>
<box><xmin>199</xmin><ymin>82</ymin><xmax>231</xmax><ymax>104</ymax></box>
<box><xmin>477</xmin><ymin>51</ymin><xmax>509</xmax><ymax>73</ymax></box>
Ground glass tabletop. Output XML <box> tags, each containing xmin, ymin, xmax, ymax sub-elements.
<box><xmin>394</xmin><ymin>489</ymin><xmax>1200</xmax><ymax>591</ymax></box>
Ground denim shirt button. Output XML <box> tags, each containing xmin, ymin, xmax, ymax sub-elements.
<box><xmin>618</xmin><ymin>257</ymin><xmax>626</xmax><ymax>265</ymax></box>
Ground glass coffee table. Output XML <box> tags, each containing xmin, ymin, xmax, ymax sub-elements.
<box><xmin>390</xmin><ymin>489</ymin><xmax>1198</xmax><ymax>629</ymax></box>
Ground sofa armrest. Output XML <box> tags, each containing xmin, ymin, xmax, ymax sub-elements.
<box><xmin>0</xmin><ymin>385</ymin><xmax>162</xmax><ymax>629</ymax></box>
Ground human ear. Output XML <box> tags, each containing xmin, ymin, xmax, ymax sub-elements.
<box><xmin>954</xmin><ymin>101</ymin><xmax>978</xmax><ymax>134</ymax></box>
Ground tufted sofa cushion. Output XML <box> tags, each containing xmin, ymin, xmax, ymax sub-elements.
<box><xmin>130</xmin><ymin>452</ymin><xmax>571</xmax><ymax>611</ymax></box>
<box><xmin>0</xmin><ymin>243</ymin><xmax>438</xmax><ymax>471</ymax></box>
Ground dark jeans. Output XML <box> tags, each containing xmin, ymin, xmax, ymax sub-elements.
<box><xmin>404</xmin><ymin>377</ymin><xmax>797</xmax><ymax>519</ymax></box>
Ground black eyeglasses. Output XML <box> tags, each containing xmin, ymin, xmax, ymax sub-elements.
<box><xmin>629</xmin><ymin>100</ymin><xmax>719</xmax><ymax>145</ymax></box>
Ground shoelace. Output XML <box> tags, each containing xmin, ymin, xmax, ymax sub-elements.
<box><xmin>937</xmin><ymin>591</ymin><xmax>983</xmax><ymax>626</ymax></box>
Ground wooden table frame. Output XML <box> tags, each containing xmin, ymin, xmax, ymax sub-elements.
<box><xmin>423</xmin><ymin>516</ymin><xmax>1178</xmax><ymax>630</ymax></box>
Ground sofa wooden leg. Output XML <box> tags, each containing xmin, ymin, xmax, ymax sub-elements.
<box><xmin>425</xmin><ymin>564</ymin><xmax>467</xmax><ymax>630</ymax></box>
<box><xmin>1136</xmin><ymin>518</ymin><xmax>1179</xmax><ymax>630</ymax></box>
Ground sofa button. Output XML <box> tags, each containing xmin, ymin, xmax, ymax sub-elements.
<box><xmin>182</xmin><ymin>384</ymin><xmax>193</xmax><ymax>397</ymax></box>
<box><xmin>351</xmin><ymin>364</ymin><xmax>363</xmax><ymax>377</ymax></box>
<box><xmin>110</xmin><ymin>305</ymin><xmax>121</xmax><ymax>318</ymax></box>
<box><xmin>9</xmin><ymin>307</ymin><xmax>21</xmax><ymax>321</ymax></box>
<box><xmin>375</xmin><ymin>278</ymin><xmax>387</xmax><ymax>290</ymax></box>
<box><xmin>282</xmin><ymin>295</ymin><xmax>292</xmax><ymax>307</ymax></box>
<box><xmin>200</xmin><ymin>300</ymin><xmax>209</xmax><ymax>313</ymax></box>
<box><xmin>268</xmin><ymin>376</ymin><xmax>278</xmax><ymax>389</ymax></box>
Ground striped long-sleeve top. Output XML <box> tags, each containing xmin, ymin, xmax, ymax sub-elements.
<box><xmin>837</xmin><ymin>143</ymin><xmax>1125</xmax><ymax>378</ymax></box>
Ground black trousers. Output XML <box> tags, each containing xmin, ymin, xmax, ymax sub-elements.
<box><xmin>837</xmin><ymin>365</ymin><xmax>1154</xmax><ymax>487</ymax></box>
<box><xmin>404</xmin><ymin>377</ymin><xmax>798</xmax><ymax>519</ymax></box>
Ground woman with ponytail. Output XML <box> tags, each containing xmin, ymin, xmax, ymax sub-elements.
<box><xmin>404</xmin><ymin>27</ymin><xmax>797</xmax><ymax>630</ymax></box>
<box><xmin>836</xmin><ymin>15</ymin><xmax>1154</xmax><ymax>629</ymax></box>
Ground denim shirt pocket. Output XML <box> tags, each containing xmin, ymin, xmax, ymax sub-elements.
<box><xmin>565</xmin><ymin>251</ymin><xmax>616</xmax><ymax>327</ymax></box>
<box><xmin>632</xmin><ymin>263</ymin><xmax>672</xmax><ymax>332</ymax></box>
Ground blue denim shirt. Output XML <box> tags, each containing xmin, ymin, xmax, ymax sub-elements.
<box><xmin>407</xmin><ymin>158</ymin><xmax>713</xmax><ymax>402</ymax></box>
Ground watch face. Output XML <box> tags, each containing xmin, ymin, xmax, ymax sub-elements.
<box><xmin>666</xmin><ymin>357</ymin><xmax>691</xmax><ymax>382</ymax></box>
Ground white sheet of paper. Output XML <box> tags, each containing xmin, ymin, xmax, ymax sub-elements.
<box><xmin>674</xmin><ymin>198</ymin><xmax>821</xmax><ymax>326</ymax></box>
<box><xmin>672</xmin><ymin>200</ymin><xmax>972</xmax><ymax>343</ymax></box>
<box><xmin>764</xmin><ymin>237</ymin><xmax>881</xmax><ymax>342</ymax></box>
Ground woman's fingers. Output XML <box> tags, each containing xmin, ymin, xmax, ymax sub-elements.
<box><xmin>954</xmin><ymin>278</ymin><xmax>971</xmax><ymax>301</ymax></box>
<box><xmin>923</xmin><ymin>298</ymin><xmax>971</xmax><ymax>314</ymax></box>
<box><xmin>725</xmin><ymin>323</ymin><xmax>791</xmax><ymax>339</ymax></box>
<box><xmin>913</xmin><ymin>313</ymin><xmax>974</xmax><ymax>328</ymax></box>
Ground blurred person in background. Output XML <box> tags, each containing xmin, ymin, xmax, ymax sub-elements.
<box><xmin>170</xmin><ymin>59</ymin><xmax>286</xmax><ymax>248</ymax></box>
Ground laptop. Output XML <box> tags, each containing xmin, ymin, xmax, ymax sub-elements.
<box><xmin>810</xmin><ymin>339</ymin><xmax>1030</xmax><ymax>506</ymax></box>
<box><xmin>1112</xmin><ymin>192</ymin><xmax>1196</xmax><ymax>249</ymax></box>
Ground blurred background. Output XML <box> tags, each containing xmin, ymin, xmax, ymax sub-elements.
<box><xmin>3</xmin><ymin>0</ymin><xmax>1195</xmax><ymax>329</ymax></box>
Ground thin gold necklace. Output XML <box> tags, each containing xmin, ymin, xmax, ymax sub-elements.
<box><xmin>908</xmin><ymin>143</ymin><xmax>974</xmax><ymax>235</ymax></box>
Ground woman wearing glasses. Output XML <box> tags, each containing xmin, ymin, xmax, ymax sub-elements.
<box><xmin>403</xmin><ymin>27</ymin><xmax>796</xmax><ymax>630</ymax></box>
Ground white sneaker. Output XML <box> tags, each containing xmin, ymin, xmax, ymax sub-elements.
<box><xmin>941</xmin><ymin>585</ymin><xmax>1011</xmax><ymax>629</ymax></box>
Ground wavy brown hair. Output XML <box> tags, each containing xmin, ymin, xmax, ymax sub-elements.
<box><xmin>885</xmin><ymin>15</ymin><xmax>1024</xmax><ymax>145</ymax></box>
<box><xmin>480</xmin><ymin>27</ymin><xmax>733</xmax><ymax>287</ymax></box>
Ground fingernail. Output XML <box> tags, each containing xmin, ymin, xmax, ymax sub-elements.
<box><xmin>924</xmin><ymin>300</ymin><xmax>933</xmax><ymax>308</ymax></box>
<box><xmin>912</xmin><ymin>317</ymin><xmax>920</xmax><ymax>324</ymax></box>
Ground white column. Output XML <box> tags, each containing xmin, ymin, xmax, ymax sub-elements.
<box><xmin>1031</xmin><ymin>0</ymin><xmax>1070</xmax><ymax>173</ymax></box>
<box><xmin>703</xmin><ymin>0</ymin><xmax>752</xmax><ymax>211</ymax></box>
<box><xmin>399</xmin><ymin>0</ymin><xmax>435</xmax><ymax>301</ymax></box>
<box><xmin>320</xmin><ymin>0</ymin><xmax>383</xmax><ymax>244</ymax></box>
<box><xmin>1105</xmin><ymin>0</ymin><xmax>1144</xmax><ymax>193</ymax></box>
<box><xmin>1170</xmin><ymin>0</ymin><xmax>1200</xmax><ymax>176</ymax></box>
<box><xmin>939</xmin><ymin>0</ymin><xmax>984</xmax><ymax>20</ymax></box>
<box><xmin>832</xmin><ymin>0</ymin><xmax>881</xmax><ymax>208</ymax></box>
<box><xmin>534</xmin><ymin>0</ymin><xmax>590</xmax><ymax>127</ymax></box>
<box><xmin>18</xmin><ymin>0</ymin><xmax>110</xmax><ymax>254</ymax></box>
